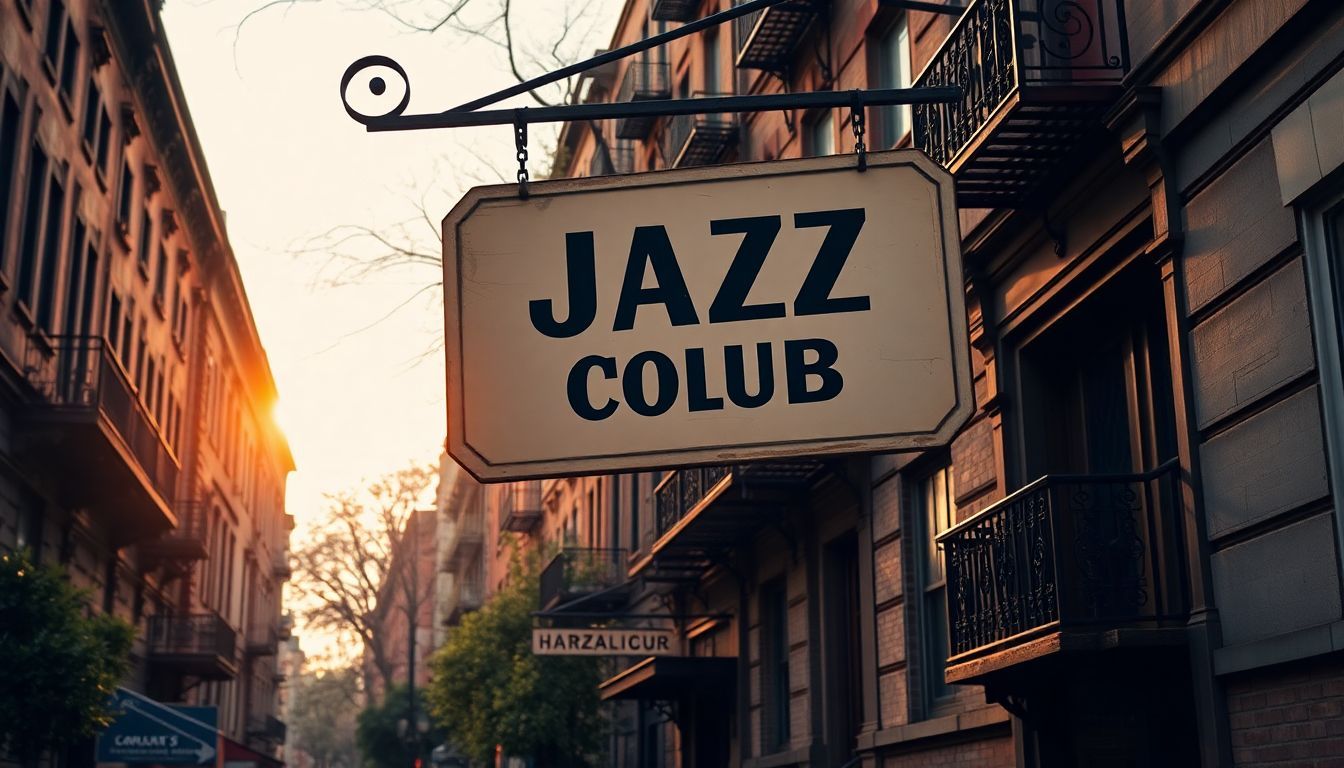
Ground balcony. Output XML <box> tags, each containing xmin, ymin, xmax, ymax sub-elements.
<box><xmin>141</xmin><ymin>499</ymin><xmax>208</xmax><ymax>563</ymax></box>
<box><xmin>651</xmin><ymin>0</ymin><xmax>700</xmax><ymax>22</ymax></box>
<box><xmin>444</xmin><ymin>576</ymin><xmax>484</xmax><ymax>625</ymax></box>
<box><xmin>245</xmin><ymin>623</ymin><xmax>279</xmax><ymax>657</ymax></box>
<box><xmin>20</xmin><ymin>336</ymin><xmax>179</xmax><ymax>543</ymax></box>
<box><xmin>733</xmin><ymin>0</ymin><xmax>823</xmax><ymax>71</ymax></box>
<box><xmin>273</xmin><ymin>549</ymin><xmax>292</xmax><ymax>579</ymax></box>
<box><xmin>912</xmin><ymin>0</ymin><xmax>1129</xmax><ymax>208</ymax></box>
<box><xmin>539</xmin><ymin>548</ymin><xmax>629</xmax><ymax>611</ymax></box>
<box><xmin>441</xmin><ymin>508</ymin><xmax>485</xmax><ymax>569</ymax></box>
<box><xmin>937</xmin><ymin>462</ymin><xmax>1188</xmax><ymax>684</ymax></box>
<box><xmin>147</xmin><ymin>612</ymin><xmax>238</xmax><ymax>680</ymax></box>
<box><xmin>501</xmin><ymin>480</ymin><xmax>544</xmax><ymax>533</ymax></box>
<box><xmin>247</xmin><ymin>715</ymin><xmax>287</xmax><ymax>744</ymax></box>
<box><xmin>636</xmin><ymin>462</ymin><xmax>823</xmax><ymax>581</ymax></box>
<box><xmin>663</xmin><ymin>105</ymin><xmax>737</xmax><ymax>168</ymax></box>
<box><xmin>614</xmin><ymin>61</ymin><xmax>671</xmax><ymax>139</ymax></box>
<box><xmin>588</xmin><ymin>139</ymin><xmax>637</xmax><ymax>177</ymax></box>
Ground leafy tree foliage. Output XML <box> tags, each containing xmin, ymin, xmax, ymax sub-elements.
<box><xmin>355</xmin><ymin>682</ymin><xmax>443</xmax><ymax>768</ymax></box>
<box><xmin>0</xmin><ymin>550</ymin><xmax>134</xmax><ymax>765</ymax></box>
<box><xmin>426</xmin><ymin>553</ymin><xmax>604</xmax><ymax>767</ymax></box>
<box><xmin>290</xmin><ymin>666</ymin><xmax>362</xmax><ymax>768</ymax></box>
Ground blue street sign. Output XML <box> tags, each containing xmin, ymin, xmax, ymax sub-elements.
<box><xmin>97</xmin><ymin>688</ymin><xmax>219</xmax><ymax>765</ymax></box>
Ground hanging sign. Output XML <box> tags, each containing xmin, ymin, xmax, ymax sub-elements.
<box><xmin>532</xmin><ymin>627</ymin><xmax>678</xmax><ymax>656</ymax></box>
<box><xmin>97</xmin><ymin>688</ymin><xmax>218</xmax><ymax>765</ymax></box>
<box><xmin>443</xmin><ymin>151</ymin><xmax>972</xmax><ymax>480</ymax></box>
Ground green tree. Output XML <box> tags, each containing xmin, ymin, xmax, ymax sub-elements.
<box><xmin>0</xmin><ymin>550</ymin><xmax>134</xmax><ymax>767</ymax></box>
<box><xmin>426</xmin><ymin>553</ymin><xmax>604</xmax><ymax>767</ymax></box>
<box><xmin>290</xmin><ymin>667</ymin><xmax>362</xmax><ymax>768</ymax></box>
<box><xmin>355</xmin><ymin>682</ymin><xmax>443</xmax><ymax>768</ymax></box>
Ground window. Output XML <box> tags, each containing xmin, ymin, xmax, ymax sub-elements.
<box><xmin>872</xmin><ymin>15</ymin><xmax>912</xmax><ymax>148</ymax></box>
<box><xmin>138</xmin><ymin>207</ymin><xmax>154</xmax><ymax>276</ymax></box>
<box><xmin>116</xmin><ymin>159</ymin><xmax>133</xmax><ymax>233</ymax></box>
<box><xmin>17</xmin><ymin>137</ymin><xmax>68</xmax><ymax>332</ymax></box>
<box><xmin>43</xmin><ymin>0</ymin><xmax>66</xmax><ymax>70</ymax></box>
<box><xmin>760</xmin><ymin>578</ymin><xmax>790</xmax><ymax>752</ymax></box>
<box><xmin>914</xmin><ymin>465</ymin><xmax>955</xmax><ymax>706</ymax></box>
<box><xmin>1301</xmin><ymin>194</ymin><xmax>1344</xmax><ymax>562</ymax></box>
<box><xmin>704</xmin><ymin>28</ymin><xmax>720</xmax><ymax>93</ymax></box>
<box><xmin>58</xmin><ymin>20</ymin><xmax>79</xmax><ymax>103</ymax></box>
<box><xmin>119</xmin><ymin>300</ymin><xmax>134</xmax><ymax>371</ymax></box>
<box><xmin>107</xmin><ymin>291</ymin><xmax>122</xmax><ymax>351</ymax></box>
<box><xmin>806</xmin><ymin>110</ymin><xmax>835</xmax><ymax>157</ymax></box>
<box><xmin>60</xmin><ymin>213</ymin><xmax>87</xmax><ymax>335</ymax></box>
<box><xmin>0</xmin><ymin>84</ymin><xmax>22</xmax><ymax>266</ymax></box>
<box><xmin>81</xmin><ymin>79</ymin><xmax>110</xmax><ymax>175</ymax></box>
<box><xmin>154</xmin><ymin>238</ymin><xmax>168</xmax><ymax>309</ymax></box>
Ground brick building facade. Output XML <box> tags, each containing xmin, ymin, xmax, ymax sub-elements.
<box><xmin>485</xmin><ymin>0</ymin><xmax>1344</xmax><ymax>765</ymax></box>
<box><xmin>0</xmin><ymin>0</ymin><xmax>294</xmax><ymax>764</ymax></box>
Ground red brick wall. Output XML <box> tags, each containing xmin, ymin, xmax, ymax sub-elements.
<box><xmin>1227</xmin><ymin>655</ymin><xmax>1344</xmax><ymax>766</ymax></box>
<box><xmin>881</xmin><ymin>734</ymin><xmax>1014</xmax><ymax>767</ymax></box>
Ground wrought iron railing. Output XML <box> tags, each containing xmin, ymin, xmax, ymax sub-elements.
<box><xmin>937</xmin><ymin>461</ymin><xmax>1185</xmax><ymax>659</ymax></box>
<box><xmin>651</xmin><ymin>0</ymin><xmax>699</xmax><ymax>22</ymax></box>
<box><xmin>443</xmin><ymin>506</ymin><xmax>485</xmax><ymax>564</ymax></box>
<box><xmin>663</xmin><ymin>101</ymin><xmax>737</xmax><ymax>168</ymax></box>
<box><xmin>444</xmin><ymin>574</ymin><xmax>484</xmax><ymax>621</ymax></box>
<box><xmin>273</xmin><ymin>549</ymin><xmax>292</xmax><ymax>578</ymax></box>
<box><xmin>539</xmin><ymin>547</ymin><xmax>627</xmax><ymax>608</ymax></box>
<box><xmin>588</xmin><ymin>140</ymin><xmax>637</xmax><ymax>176</ymax></box>
<box><xmin>143</xmin><ymin>499</ymin><xmax>208</xmax><ymax>560</ymax></box>
<box><xmin>617</xmin><ymin>59</ymin><xmax>670</xmax><ymax>103</ymax></box>
<box><xmin>23</xmin><ymin>335</ymin><xmax>179</xmax><ymax>503</ymax></box>
<box><xmin>247</xmin><ymin>715</ymin><xmax>287</xmax><ymax>742</ymax></box>
<box><xmin>654</xmin><ymin>466</ymin><xmax>732</xmax><ymax>539</ymax></box>
<box><xmin>912</xmin><ymin>0</ymin><xmax>1129</xmax><ymax>168</ymax></box>
<box><xmin>147</xmin><ymin>613</ymin><xmax>237</xmax><ymax>660</ymax></box>
<box><xmin>733</xmin><ymin>0</ymin><xmax>823</xmax><ymax>70</ymax></box>
<box><xmin>245</xmin><ymin>623</ymin><xmax>279</xmax><ymax>656</ymax></box>
<box><xmin>501</xmin><ymin>479</ymin><xmax>544</xmax><ymax>532</ymax></box>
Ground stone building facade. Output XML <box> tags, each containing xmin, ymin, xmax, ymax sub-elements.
<box><xmin>514</xmin><ymin>0</ymin><xmax>1344</xmax><ymax>765</ymax></box>
<box><xmin>0</xmin><ymin>0</ymin><xmax>294</xmax><ymax>764</ymax></box>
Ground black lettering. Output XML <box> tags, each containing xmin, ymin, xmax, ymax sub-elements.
<box><xmin>658</xmin><ymin>635</ymin><xmax>670</xmax><ymax>651</ymax></box>
<box><xmin>530</xmin><ymin>231</ymin><xmax>598</xmax><ymax>337</ymax></box>
<box><xmin>709</xmin><ymin>215</ymin><xmax>786</xmax><ymax>323</ymax></box>
<box><xmin>537</xmin><ymin>632</ymin><xmax>552</xmax><ymax>650</ymax></box>
<box><xmin>568</xmin><ymin>634</ymin><xmax>581</xmax><ymax>650</ymax></box>
<box><xmin>685</xmin><ymin>348</ymin><xmax>724</xmax><ymax>412</ymax></box>
<box><xmin>785</xmin><ymin>338</ymin><xmax>844</xmax><ymax>404</ymax></box>
<box><xmin>623</xmin><ymin>351</ymin><xmax>679</xmax><ymax>417</ymax></box>
<box><xmin>725</xmin><ymin>343</ymin><xmax>775</xmax><ymax>409</ymax></box>
<box><xmin>613</xmin><ymin>226</ymin><xmax>700</xmax><ymax>331</ymax></box>
<box><xmin>582</xmin><ymin>634</ymin><xmax>594</xmax><ymax>650</ymax></box>
<box><xmin>793</xmin><ymin>208</ymin><xmax>870</xmax><ymax>316</ymax></box>
<box><xmin>567</xmin><ymin>355</ymin><xmax>619</xmax><ymax>421</ymax></box>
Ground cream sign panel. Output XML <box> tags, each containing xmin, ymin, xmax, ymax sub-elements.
<box><xmin>443</xmin><ymin>151</ymin><xmax>972</xmax><ymax>480</ymax></box>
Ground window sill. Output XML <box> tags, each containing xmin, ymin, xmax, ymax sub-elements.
<box><xmin>58</xmin><ymin>91</ymin><xmax>73</xmax><ymax>124</ymax></box>
<box><xmin>11</xmin><ymin>299</ymin><xmax>36</xmax><ymax>330</ymax></box>
<box><xmin>1214</xmin><ymin>620</ymin><xmax>1344</xmax><ymax>676</ymax></box>
<box><xmin>41</xmin><ymin>55</ymin><xmax>56</xmax><ymax>85</ymax></box>
<box><xmin>81</xmin><ymin>139</ymin><xmax>94</xmax><ymax>166</ymax></box>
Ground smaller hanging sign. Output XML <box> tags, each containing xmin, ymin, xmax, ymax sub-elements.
<box><xmin>532</xmin><ymin>627</ymin><xmax>677</xmax><ymax>656</ymax></box>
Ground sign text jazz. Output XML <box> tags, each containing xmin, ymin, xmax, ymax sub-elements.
<box><xmin>532</xmin><ymin>208</ymin><xmax>868</xmax><ymax>421</ymax></box>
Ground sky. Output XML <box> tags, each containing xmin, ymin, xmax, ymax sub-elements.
<box><xmin>159</xmin><ymin>0</ymin><xmax>621</xmax><ymax>660</ymax></box>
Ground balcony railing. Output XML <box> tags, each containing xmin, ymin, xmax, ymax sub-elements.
<box><xmin>937</xmin><ymin>462</ymin><xmax>1187</xmax><ymax>680</ymax></box>
<box><xmin>142</xmin><ymin>499</ymin><xmax>209</xmax><ymax>562</ymax></box>
<box><xmin>588</xmin><ymin>140</ymin><xmax>637</xmax><ymax>177</ymax></box>
<box><xmin>247</xmin><ymin>715</ymin><xmax>287</xmax><ymax>743</ymax></box>
<box><xmin>615</xmin><ymin>60</ymin><xmax>671</xmax><ymax>139</ymax></box>
<box><xmin>539</xmin><ymin>548</ymin><xmax>628</xmax><ymax>610</ymax></box>
<box><xmin>21</xmin><ymin>336</ymin><xmax>179</xmax><ymax>537</ymax></box>
<box><xmin>734</xmin><ymin>0</ymin><xmax>823</xmax><ymax>70</ymax></box>
<box><xmin>912</xmin><ymin>0</ymin><xmax>1129</xmax><ymax>207</ymax></box>
<box><xmin>146</xmin><ymin>612</ymin><xmax>238</xmax><ymax>680</ymax></box>
<box><xmin>442</xmin><ymin>508</ymin><xmax>485</xmax><ymax>568</ymax></box>
<box><xmin>501</xmin><ymin>480</ymin><xmax>544</xmax><ymax>533</ymax></box>
<box><xmin>663</xmin><ymin>102</ymin><xmax>737</xmax><ymax>168</ymax></box>
<box><xmin>273</xmin><ymin>549</ymin><xmax>292</xmax><ymax>579</ymax></box>
<box><xmin>245</xmin><ymin>623</ymin><xmax>279</xmax><ymax>657</ymax></box>
<box><xmin>651</xmin><ymin>0</ymin><xmax>699</xmax><ymax>22</ymax></box>
<box><xmin>444</xmin><ymin>576</ymin><xmax>484</xmax><ymax>624</ymax></box>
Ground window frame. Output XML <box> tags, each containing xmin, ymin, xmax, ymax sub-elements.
<box><xmin>1299</xmin><ymin>188</ymin><xmax>1344</xmax><ymax>588</ymax></box>
<box><xmin>868</xmin><ymin>12</ymin><xmax>913</xmax><ymax>149</ymax></box>
<box><xmin>759</xmin><ymin>577</ymin><xmax>791</xmax><ymax>753</ymax></box>
<box><xmin>910</xmin><ymin>461</ymin><xmax>957</xmax><ymax>713</ymax></box>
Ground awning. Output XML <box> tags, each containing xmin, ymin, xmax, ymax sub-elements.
<box><xmin>220</xmin><ymin>734</ymin><xmax>283</xmax><ymax>768</ymax></box>
<box><xmin>599</xmin><ymin>656</ymin><xmax>736</xmax><ymax>701</ymax></box>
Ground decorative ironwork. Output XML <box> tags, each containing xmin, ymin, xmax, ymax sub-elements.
<box><xmin>912</xmin><ymin>0</ymin><xmax>1128</xmax><ymax>190</ymax></box>
<box><xmin>539</xmin><ymin>548</ymin><xmax>627</xmax><ymax>609</ymax></box>
<box><xmin>24</xmin><ymin>335</ymin><xmax>180</xmax><ymax>504</ymax></box>
<box><xmin>939</xmin><ymin>462</ymin><xmax>1183</xmax><ymax>659</ymax></box>
<box><xmin>733</xmin><ymin>0</ymin><xmax>825</xmax><ymax>71</ymax></box>
<box><xmin>663</xmin><ymin>102</ymin><xmax>737</xmax><ymax>168</ymax></box>
<box><xmin>589</xmin><ymin>140</ymin><xmax>637</xmax><ymax>176</ymax></box>
<box><xmin>146</xmin><ymin>612</ymin><xmax>237</xmax><ymax>675</ymax></box>
<box><xmin>501</xmin><ymin>480</ymin><xmax>544</xmax><ymax>533</ymax></box>
<box><xmin>615</xmin><ymin>61</ymin><xmax>671</xmax><ymax>139</ymax></box>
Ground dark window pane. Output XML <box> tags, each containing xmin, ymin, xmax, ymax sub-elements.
<box><xmin>0</xmin><ymin>91</ymin><xmax>21</xmax><ymax>256</ymax></box>
<box><xmin>17</xmin><ymin>142</ymin><xmax>49</xmax><ymax>308</ymax></box>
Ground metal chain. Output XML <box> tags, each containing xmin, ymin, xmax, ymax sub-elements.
<box><xmin>514</xmin><ymin>108</ymin><xmax>530</xmax><ymax>199</ymax></box>
<box><xmin>849</xmin><ymin>90</ymin><xmax>868</xmax><ymax>173</ymax></box>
